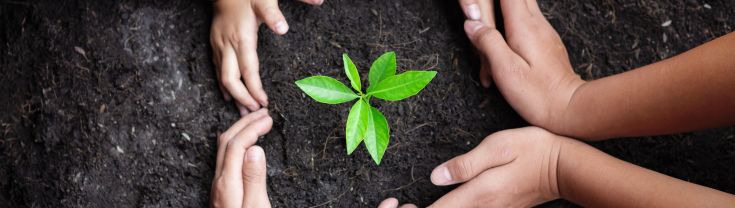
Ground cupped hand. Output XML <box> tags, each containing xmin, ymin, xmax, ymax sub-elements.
<box><xmin>428</xmin><ymin>127</ymin><xmax>564</xmax><ymax>207</ymax></box>
<box><xmin>211</xmin><ymin>0</ymin><xmax>324</xmax><ymax>115</ymax></box>
<box><xmin>211</xmin><ymin>109</ymin><xmax>273</xmax><ymax>208</ymax></box>
<box><xmin>463</xmin><ymin>0</ymin><xmax>585</xmax><ymax>133</ymax></box>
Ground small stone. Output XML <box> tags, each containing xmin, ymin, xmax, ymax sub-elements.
<box><xmin>116</xmin><ymin>146</ymin><xmax>124</xmax><ymax>154</ymax></box>
<box><xmin>704</xmin><ymin>4</ymin><xmax>712</xmax><ymax>9</ymax></box>
<box><xmin>181</xmin><ymin>132</ymin><xmax>191</xmax><ymax>141</ymax></box>
<box><xmin>74</xmin><ymin>46</ymin><xmax>86</xmax><ymax>57</ymax></box>
<box><xmin>661</xmin><ymin>20</ymin><xmax>672</xmax><ymax>27</ymax></box>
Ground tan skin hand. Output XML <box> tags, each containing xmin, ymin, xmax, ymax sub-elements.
<box><xmin>427</xmin><ymin>127</ymin><xmax>562</xmax><ymax>207</ymax></box>
<box><xmin>211</xmin><ymin>0</ymin><xmax>323</xmax><ymax>116</ymax></box>
<box><xmin>380</xmin><ymin>127</ymin><xmax>562</xmax><ymax>207</ymax></box>
<box><xmin>211</xmin><ymin>108</ymin><xmax>273</xmax><ymax>208</ymax></box>
<box><xmin>462</xmin><ymin>0</ymin><xmax>585</xmax><ymax>132</ymax></box>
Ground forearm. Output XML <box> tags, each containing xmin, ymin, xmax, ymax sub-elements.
<box><xmin>557</xmin><ymin>32</ymin><xmax>735</xmax><ymax>140</ymax></box>
<box><xmin>558</xmin><ymin>138</ymin><xmax>735</xmax><ymax>207</ymax></box>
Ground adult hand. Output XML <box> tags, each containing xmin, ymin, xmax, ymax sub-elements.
<box><xmin>211</xmin><ymin>109</ymin><xmax>273</xmax><ymax>208</ymax></box>
<box><xmin>464</xmin><ymin>0</ymin><xmax>585</xmax><ymax>132</ymax></box>
<box><xmin>211</xmin><ymin>0</ymin><xmax>324</xmax><ymax>115</ymax></box>
<box><xmin>428</xmin><ymin>127</ymin><xmax>564</xmax><ymax>207</ymax></box>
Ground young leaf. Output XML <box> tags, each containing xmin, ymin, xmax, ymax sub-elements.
<box><xmin>346</xmin><ymin>99</ymin><xmax>369</xmax><ymax>155</ymax></box>
<box><xmin>368</xmin><ymin>51</ymin><xmax>396</xmax><ymax>87</ymax></box>
<box><xmin>367</xmin><ymin>71</ymin><xmax>437</xmax><ymax>101</ymax></box>
<box><xmin>343</xmin><ymin>54</ymin><xmax>361</xmax><ymax>92</ymax></box>
<box><xmin>364</xmin><ymin>107</ymin><xmax>389</xmax><ymax>165</ymax></box>
<box><xmin>295</xmin><ymin>76</ymin><xmax>359</xmax><ymax>104</ymax></box>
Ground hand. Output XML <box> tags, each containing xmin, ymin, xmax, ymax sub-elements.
<box><xmin>210</xmin><ymin>0</ymin><xmax>324</xmax><ymax>115</ymax></box>
<box><xmin>463</xmin><ymin>0</ymin><xmax>585</xmax><ymax>132</ymax></box>
<box><xmin>428</xmin><ymin>127</ymin><xmax>564</xmax><ymax>207</ymax></box>
<box><xmin>211</xmin><ymin>109</ymin><xmax>273</xmax><ymax>208</ymax></box>
<box><xmin>377</xmin><ymin>198</ymin><xmax>417</xmax><ymax>208</ymax></box>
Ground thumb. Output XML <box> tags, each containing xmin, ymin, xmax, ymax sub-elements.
<box><xmin>464</xmin><ymin>20</ymin><xmax>516</xmax><ymax>66</ymax></box>
<box><xmin>430</xmin><ymin>135</ymin><xmax>515</xmax><ymax>186</ymax></box>
<box><xmin>242</xmin><ymin>146</ymin><xmax>271</xmax><ymax>207</ymax></box>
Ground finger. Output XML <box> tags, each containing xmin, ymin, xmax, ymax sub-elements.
<box><xmin>476</xmin><ymin>0</ymin><xmax>495</xmax><ymax>27</ymax></box>
<box><xmin>377</xmin><ymin>198</ymin><xmax>399</xmax><ymax>208</ymax></box>
<box><xmin>400</xmin><ymin>204</ymin><xmax>418</xmax><ymax>208</ymax></box>
<box><xmin>458</xmin><ymin>0</ymin><xmax>481</xmax><ymax>20</ymax></box>
<box><xmin>464</xmin><ymin>21</ymin><xmax>519</xmax><ymax>68</ymax></box>
<box><xmin>428</xmin><ymin>168</ymin><xmax>499</xmax><ymax>208</ymax></box>
<box><xmin>253</xmin><ymin>0</ymin><xmax>289</xmax><ymax>35</ymax></box>
<box><xmin>500</xmin><ymin>0</ymin><xmax>531</xmax><ymax>23</ymax></box>
<box><xmin>220</xmin><ymin>115</ymin><xmax>273</xmax><ymax>178</ymax></box>
<box><xmin>297</xmin><ymin>0</ymin><xmax>324</xmax><ymax>6</ymax></box>
<box><xmin>430</xmin><ymin>132</ymin><xmax>516</xmax><ymax>186</ymax></box>
<box><xmin>211</xmin><ymin>40</ymin><xmax>232</xmax><ymax>101</ymax></box>
<box><xmin>525</xmin><ymin>0</ymin><xmax>543</xmax><ymax>17</ymax></box>
<box><xmin>233</xmin><ymin>35</ymin><xmax>269</xmax><ymax>108</ymax></box>
<box><xmin>241</xmin><ymin>146</ymin><xmax>271</xmax><ymax>208</ymax></box>
<box><xmin>236</xmin><ymin>102</ymin><xmax>250</xmax><ymax>117</ymax></box>
<box><xmin>221</xmin><ymin>46</ymin><xmax>261</xmax><ymax>111</ymax></box>
<box><xmin>216</xmin><ymin>109</ymin><xmax>270</xmax><ymax>177</ymax></box>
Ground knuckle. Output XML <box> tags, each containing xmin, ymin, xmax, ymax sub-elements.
<box><xmin>220</xmin><ymin>77</ymin><xmax>234</xmax><ymax>87</ymax></box>
<box><xmin>242</xmin><ymin>168</ymin><xmax>265</xmax><ymax>184</ymax></box>
<box><xmin>448</xmin><ymin>158</ymin><xmax>474</xmax><ymax>181</ymax></box>
<box><xmin>217</xmin><ymin>133</ymin><xmax>230</xmax><ymax>145</ymax></box>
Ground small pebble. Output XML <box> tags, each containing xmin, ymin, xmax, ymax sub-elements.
<box><xmin>661</xmin><ymin>20</ymin><xmax>672</xmax><ymax>27</ymax></box>
<box><xmin>704</xmin><ymin>4</ymin><xmax>712</xmax><ymax>9</ymax></box>
<box><xmin>116</xmin><ymin>146</ymin><xmax>125</xmax><ymax>154</ymax></box>
<box><xmin>181</xmin><ymin>132</ymin><xmax>191</xmax><ymax>141</ymax></box>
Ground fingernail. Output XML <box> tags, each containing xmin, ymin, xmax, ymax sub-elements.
<box><xmin>237</xmin><ymin>105</ymin><xmax>249</xmax><ymax>117</ymax></box>
<box><xmin>431</xmin><ymin>166</ymin><xmax>452</xmax><ymax>185</ymax></box>
<box><xmin>314</xmin><ymin>0</ymin><xmax>324</xmax><ymax>5</ymax></box>
<box><xmin>464</xmin><ymin>21</ymin><xmax>483</xmax><ymax>35</ymax></box>
<box><xmin>466</xmin><ymin>4</ymin><xmax>481</xmax><ymax>20</ymax></box>
<box><xmin>274</xmin><ymin>21</ymin><xmax>289</xmax><ymax>35</ymax></box>
<box><xmin>247</xmin><ymin>146</ymin><xmax>264</xmax><ymax>161</ymax></box>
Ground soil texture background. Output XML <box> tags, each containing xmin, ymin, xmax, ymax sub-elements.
<box><xmin>1</xmin><ymin>0</ymin><xmax>734</xmax><ymax>207</ymax></box>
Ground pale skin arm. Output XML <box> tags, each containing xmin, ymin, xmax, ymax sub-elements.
<box><xmin>557</xmin><ymin>33</ymin><xmax>735</xmax><ymax>140</ymax></box>
<box><xmin>461</xmin><ymin>0</ymin><xmax>735</xmax><ymax>141</ymax></box>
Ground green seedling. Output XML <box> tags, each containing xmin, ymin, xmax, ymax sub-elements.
<box><xmin>295</xmin><ymin>51</ymin><xmax>437</xmax><ymax>165</ymax></box>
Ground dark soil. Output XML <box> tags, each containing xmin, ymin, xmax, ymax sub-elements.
<box><xmin>1</xmin><ymin>0</ymin><xmax>734</xmax><ymax>207</ymax></box>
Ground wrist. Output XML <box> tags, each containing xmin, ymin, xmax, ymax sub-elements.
<box><xmin>548</xmin><ymin>76</ymin><xmax>586</xmax><ymax>138</ymax></box>
<box><xmin>555</xmin><ymin>137</ymin><xmax>589</xmax><ymax>202</ymax></box>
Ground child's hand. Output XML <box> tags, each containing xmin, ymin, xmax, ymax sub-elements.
<box><xmin>211</xmin><ymin>109</ymin><xmax>273</xmax><ymax>207</ymax></box>
<box><xmin>211</xmin><ymin>0</ymin><xmax>323</xmax><ymax>115</ymax></box>
<box><xmin>464</xmin><ymin>0</ymin><xmax>585</xmax><ymax>132</ymax></box>
<box><xmin>427</xmin><ymin>127</ymin><xmax>564</xmax><ymax>207</ymax></box>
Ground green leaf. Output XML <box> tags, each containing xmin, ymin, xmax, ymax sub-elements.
<box><xmin>295</xmin><ymin>76</ymin><xmax>359</xmax><ymax>104</ymax></box>
<box><xmin>367</xmin><ymin>71</ymin><xmax>437</xmax><ymax>101</ymax></box>
<box><xmin>368</xmin><ymin>51</ymin><xmax>396</xmax><ymax>87</ymax></box>
<box><xmin>343</xmin><ymin>54</ymin><xmax>361</xmax><ymax>92</ymax></box>
<box><xmin>346</xmin><ymin>99</ymin><xmax>369</xmax><ymax>155</ymax></box>
<box><xmin>364</xmin><ymin>107</ymin><xmax>389</xmax><ymax>165</ymax></box>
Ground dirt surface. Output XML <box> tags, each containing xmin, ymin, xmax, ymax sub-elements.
<box><xmin>1</xmin><ymin>0</ymin><xmax>734</xmax><ymax>207</ymax></box>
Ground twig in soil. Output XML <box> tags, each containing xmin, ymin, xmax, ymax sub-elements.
<box><xmin>381</xmin><ymin>178</ymin><xmax>423</xmax><ymax>193</ymax></box>
<box><xmin>406</xmin><ymin>122</ymin><xmax>437</xmax><ymax>133</ymax></box>
<box><xmin>453</xmin><ymin>127</ymin><xmax>474</xmax><ymax>138</ymax></box>
<box><xmin>320</xmin><ymin>136</ymin><xmax>339</xmax><ymax>160</ymax></box>
<box><xmin>308</xmin><ymin>181</ymin><xmax>353</xmax><ymax>208</ymax></box>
